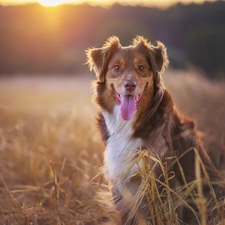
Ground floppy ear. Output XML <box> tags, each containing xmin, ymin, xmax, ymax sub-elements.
<box><xmin>150</xmin><ymin>41</ymin><xmax>169</xmax><ymax>73</ymax></box>
<box><xmin>86</xmin><ymin>36</ymin><xmax>121</xmax><ymax>82</ymax></box>
<box><xmin>133</xmin><ymin>36</ymin><xmax>169</xmax><ymax>73</ymax></box>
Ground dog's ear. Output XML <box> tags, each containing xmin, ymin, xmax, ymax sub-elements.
<box><xmin>86</xmin><ymin>36</ymin><xmax>121</xmax><ymax>82</ymax></box>
<box><xmin>133</xmin><ymin>36</ymin><xmax>169</xmax><ymax>73</ymax></box>
<box><xmin>150</xmin><ymin>41</ymin><xmax>169</xmax><ymax>73</ymax></box>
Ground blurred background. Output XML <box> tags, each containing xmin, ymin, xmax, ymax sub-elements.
<box><xmin>0</xmin><ymin>0</ymin><xmax>225</xmax><ymax>78</ymax></box>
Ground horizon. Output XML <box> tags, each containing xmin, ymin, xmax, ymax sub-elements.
<box><xmin>0</xmin><ymin>0</ymin><xmax>211</xmax><ymax>7</ymax></box>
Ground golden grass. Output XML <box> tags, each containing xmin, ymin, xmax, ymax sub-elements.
<box><xmin>0</xmin><ymin>71</ymin><xmax>224</xmax><ymax>224</ymax></box>
<box><xmin>0</xmin><ymin>75</ymin><xmax>111</xmax><ymax>224</ymax></box>
<box><xmin>117</xmin><ymin>147</ymin><xmax>225</xmax><ymax>225</ymax></box>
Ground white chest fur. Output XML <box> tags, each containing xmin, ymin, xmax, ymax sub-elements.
<box><xmin>102</xmin><ymin>106</ymin><xmax>143</xmax><ymax>186</ymax></box>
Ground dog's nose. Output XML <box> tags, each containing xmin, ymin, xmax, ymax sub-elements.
<box><xmin>124</xmin><ymin>80</ymin><xmax>137</xmax><ymax>92</ymax></box>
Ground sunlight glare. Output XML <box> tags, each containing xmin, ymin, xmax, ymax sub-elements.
<box><xmin>38</xmin><ymin>0</ymin><xmax>80</xmax><ymax>7</ymax></box>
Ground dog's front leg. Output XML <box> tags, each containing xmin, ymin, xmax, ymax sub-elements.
<box><xmin>111</xmin><ymin>177</ymin><xmax>149</xmax><ymax>225</ymax></box>
<box><xmin>111</xmin><ymin>186</ymin><xmax>135</xmax><ymax>225</ymax></box>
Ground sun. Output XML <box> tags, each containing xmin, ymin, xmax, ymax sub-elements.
<box><xmin>38</xmin><ymin>0</ymin><xmax>80</xmax><ymax>7</ymax></box>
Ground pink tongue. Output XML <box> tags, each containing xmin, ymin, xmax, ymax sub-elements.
<box><xmin>120</xmin><ymin>95</ymin><xmax>136</xmax><ymax>120</ymax></box>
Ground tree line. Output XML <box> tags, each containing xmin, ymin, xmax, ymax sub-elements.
<box><xmin>0</xmin><ymin>1</ymin><xmax>225</xmax><ymax>78</ymax></box>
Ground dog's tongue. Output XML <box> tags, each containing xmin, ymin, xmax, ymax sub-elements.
<box><xmin>120</xmin><ymin>95</ymin><xmax>136</xmax><ymax>120</ymax></box>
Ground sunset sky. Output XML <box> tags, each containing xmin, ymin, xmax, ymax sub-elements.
<box><xmin>0</xmin><ymin>0</ymin><xmax>213</xmax><ymax>7</ymax></box>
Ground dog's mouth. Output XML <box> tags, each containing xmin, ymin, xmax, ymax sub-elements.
<box><xmin>114</xmin><ymin>85</ymin><xmax>146</xmax><ymax>121</ymax></box>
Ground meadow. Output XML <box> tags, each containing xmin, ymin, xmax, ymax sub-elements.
<box><xmin>0</xmin><ymin>70</ymin><xmax>224</xmax><ymax>224</ymax></box>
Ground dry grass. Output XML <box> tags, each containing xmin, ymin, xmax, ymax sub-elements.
<box><xmin>125</xmin><ymin>147</ymin><xmax>225</xmax><ymax>225</ymax></box>
<box><xmin>0</xmin><ymin>70</ymin><xmax>224</xmax><ymax>224</ymax></box>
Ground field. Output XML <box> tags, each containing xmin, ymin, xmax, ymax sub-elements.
<box><xmin>0</xmin><ymin>70</ymin><xmax>225</xmax><ymax>224</ymax></box>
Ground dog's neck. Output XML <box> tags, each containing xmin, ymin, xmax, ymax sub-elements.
<box><xmin>102</xmin><ymin>105</ymin><xmax>136</xmax><ymax>137</ymax></box>
<box><xmin>102</xmin><ymin>105</ymin><xmax>143</xmax><ymax>184</ymax></box>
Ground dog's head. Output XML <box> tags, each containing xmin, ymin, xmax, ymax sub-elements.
<box><xmin>87</xmin><ymin>36</ymin><xmax>168</xmax><ymax>121</ymax></box>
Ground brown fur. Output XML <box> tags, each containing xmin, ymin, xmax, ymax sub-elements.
<box><xmin>86</xmin><ymin>36</ymin><xmax>224</xmax><ymax>225</ymax></box>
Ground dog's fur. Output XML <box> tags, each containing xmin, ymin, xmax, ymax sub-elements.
<box><xmin>87</xmin><ymin>36</ymin><xmax>224</xmax><ymax>225</ymax></box>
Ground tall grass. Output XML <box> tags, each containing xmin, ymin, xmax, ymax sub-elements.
<box><xmin>0</xmin><ymin>71</ymin><xmax>224</xmax><ymax>224</ymax></box>
<box><xmin>0</xmin><ymin>76</ymin><xmax>110</xmax><ymax>224</ymax></box>
<box><xmin>127</xmin><ymin>148</ymin><xmax>225</xmax><ymax>225</ymax></box>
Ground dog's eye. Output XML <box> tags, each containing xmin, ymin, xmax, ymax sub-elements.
<box><xmin>138</xmin><ymin>65</ymin><xmax>145</xmax><ymax>71</ymax></box>
<box><xmin>113</xmin><ymin>65</ymin><xmax>120</xmax><ymax>72</ymax></box>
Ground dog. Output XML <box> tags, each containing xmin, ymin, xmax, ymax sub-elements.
<box><xmin>86</xmin><ymin>36</ymin><xmax>225</xmax><ymax>225</ymax></box>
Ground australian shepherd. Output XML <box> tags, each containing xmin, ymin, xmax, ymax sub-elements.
<box><xmin>86</xmin><ymin>36</ymin><xmax>224</xmax><ymax>225</ymax></box>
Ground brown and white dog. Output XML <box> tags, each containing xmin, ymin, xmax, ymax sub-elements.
<box><xmin>87</xmin><ymin>36</ymin><xmax>224</xmax><ymax>225</ymax></box>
